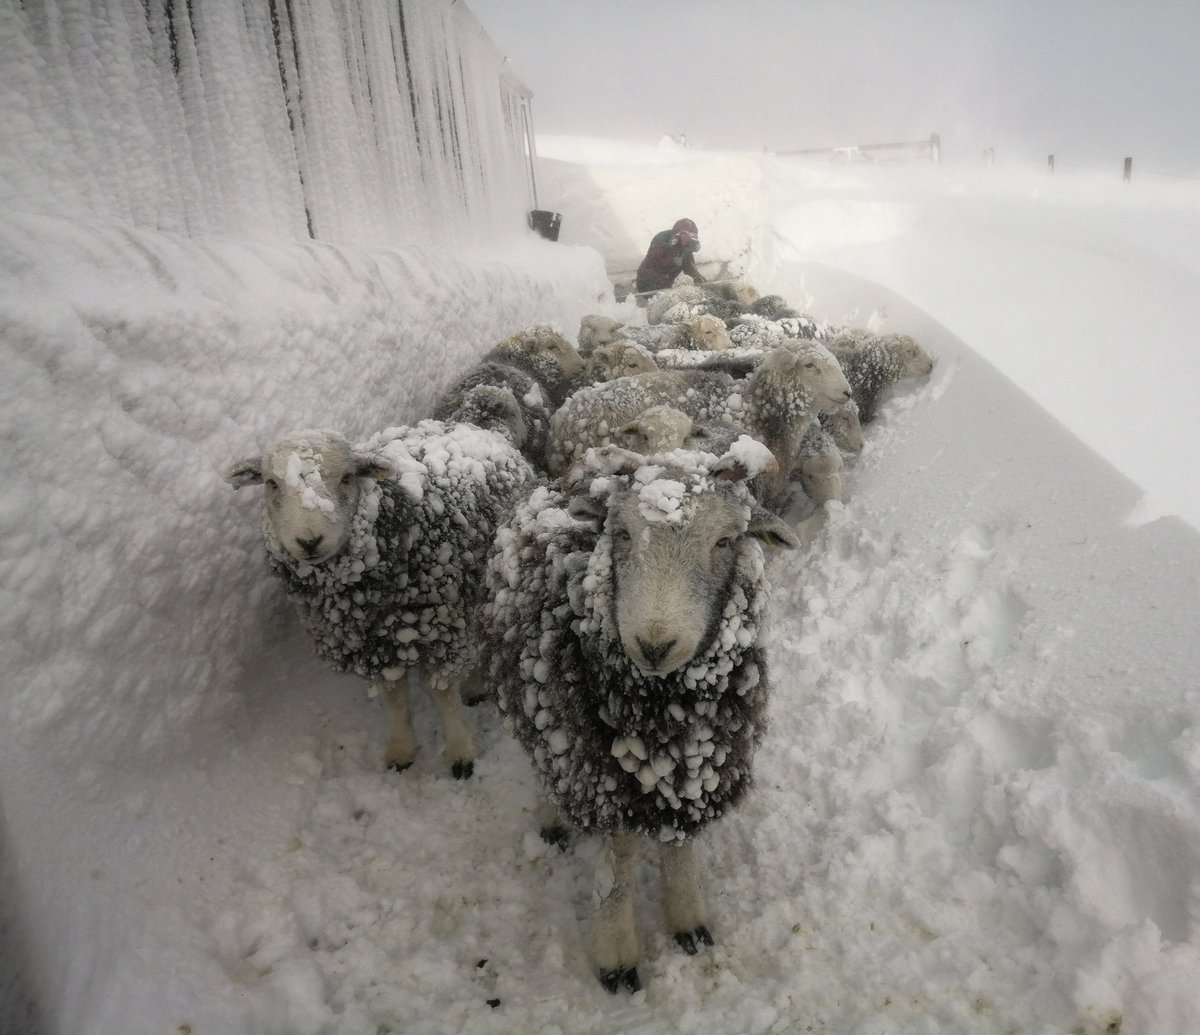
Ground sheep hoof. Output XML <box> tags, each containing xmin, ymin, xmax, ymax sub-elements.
<box><xmin>451</xmin><ymin>759</ymin><xmax>475</xmax><ymax>780</ymax></box>
<box><xmin>675</xmin><ymin>925</ymin><xmax>714</xmax><ymax>955</ymax></box>
<box><xmin>539</xmin><ymin>824</ymin><xmax>571</xmax><ymax>850</ymax></box>
<box><xmin>599</xmin><ymin>966</ymin><xmax>641</xmax><ymax>994</ymax></box>
<box><xmin>387</xmin><ymin>760</ymin><xmax>414</xmax><ymax>774</ymax></box>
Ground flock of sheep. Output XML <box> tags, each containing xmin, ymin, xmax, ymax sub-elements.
<box><xmin>224</xmin><ymin>275</ymin><xmax>935</xmax><ymax>993</ymax></box>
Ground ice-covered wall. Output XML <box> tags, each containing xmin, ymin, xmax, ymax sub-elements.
<box><xmin>0</xmin><ymin>2</ymin><xmax>611</xmax><ymax>767</ymax></box>
<box><xmin>0</xmin><ymin>0</ymin><xmax>538</xmax><ymax>245</ymax></box>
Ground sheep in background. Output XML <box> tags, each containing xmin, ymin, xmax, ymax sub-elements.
<box><xmin>794</xmin><ymin>422</ymin><xmax>844</xmax><ymax>506</ymax></box>
<box><xmin>583</xmin><ymin>340</ymin><xmax>658</xmax><ymax>384</ymax></box>
<box><xmin>620</xmin><ymin>314</ymin><xmax>733</xmax><ymax>353</ymax></box>
<box><xmin>819</xmin><ymin>399</ymin><xmax>864</xmax><ymax>454</ymax></box>
<box><xmin>442</xmin><ymin>384</ymin><xmax>527</xmax><ymax>450</ymax></box>
<box><xmin>827</xmin><ymin>332</ymin><xmax>936</xmax><ymax>422</ymax></box>
<box><xmin>485</xmin><ymin>444</ymin><xmax>800</xmax><ymax>991</ymax></box>
<box><xmin>728</xmin><ymin>312</ymin><xmax>828</xmax><ymax>349</ymax></box>
<box><xmin>224</xmin><ymin>424</ymin><xmax>536</xmax><ymax>778</ymax></box>
<box><xmin>700</xmin><ymin>280</ymin><xmax>760</xmax><ymax>306</ymax></box>
<box><xmin>578</xmin><ymin>315</ymin><xmax>625</xmax><ymax>358</ymax></box>
<box><xmin>609</xmin><ymin>404</ymin><xmax>696</xmax><ymax>456</ymax></box>
<box><xmin>610</xmin><ymin>405</ymin><xmax>776</xmax><ymax>500</ymax></box>
<box><xmin>434</xmin><ymin>325</ymin><xmax>586</xmax><ymax>472</ymax></box>
<box><xmin>547</xmin><ymin>344</ymin><xmax>852</xmax><ymax>508</ymax></box>
<box><xmin>645</xmin><ymin>277</ymin><xmax>707</xmax><ymax>324</ymax></box>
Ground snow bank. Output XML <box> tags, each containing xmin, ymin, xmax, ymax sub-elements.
<box><xmin>0</xmin><ymin>210</ymin><xmax>605</xmax><ymax>765</ymax></box>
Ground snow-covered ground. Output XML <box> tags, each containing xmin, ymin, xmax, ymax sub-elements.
<box><xmin>3</xmin><ymin>133</ymin><xmax>1200</xmax><ymax>1035</ymax></box>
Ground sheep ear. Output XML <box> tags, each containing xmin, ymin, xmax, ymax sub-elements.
<box><xmin>224</xmin><ymin>458</ymin><xmax>263</xmax><ymax>489</ymax></box>
<box><xmin>747</xmin><ymin>505</ymin><xmax>801</xmax><ymax>549</ymax></box>
<box><xmin>354</xmin><ymin>453</ymin><xmax>395</xmax><ymax>482</ymax></box>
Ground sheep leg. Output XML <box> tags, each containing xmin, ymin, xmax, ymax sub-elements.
<box><xmin>378</xmin><ymin>673</ymin><xmax>418</xmax><ymax>773</ymax></box>
<box><xmin>660</xmin><ymin>839</ymin><xmax>713</xmax><ymax>954</ymax></box>
<box><xmin>591</xmin><ymin>832</ymin><xmax>641</xmax><ymax>992</ymax></box>
<box><xmin>459</xmin><ymin>664</ymin><xmax>488</xmax><ymax>707</ymax></box>
<box><xmin>426</xmin><ymin>668</ymin><xmax>478</xmax><ymax>779</ymax></box>
<box><xmin>534</xmin><ymin>796</ymin><xmax>572</xmax><ymax>850</ymax></box>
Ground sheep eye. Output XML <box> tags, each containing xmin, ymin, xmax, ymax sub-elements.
<box><xmin>614</xmin><ymin>528</ymin><xmax>633</xmax><ymax>544</ymax></box>
<box><xmin>804</xmin><ymin>361</ymin><xmax>816</xmax><ymax>370</ymax></box>
<box><xmin>340</xmin><ymin>472</ymin><xmax>354</xmax><ymax>486</ymax></box>
<box><xmin>265</xmin><ymin>478</ymin><xmax>279</xmax><ymax>491</ymax></box>
<box><xmin>715</xmin><ymin>536</ymin><xmax>735</xmax><ymax>550</ymax></box>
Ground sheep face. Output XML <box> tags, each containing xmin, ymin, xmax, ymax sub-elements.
<box><xmin>732</xmin><ymin>283</ymin><xmax>760</xmax><ymax>306</ymax></box>
<box><xmin>579</xmin><ymin>315</ymin><xmax>625</xmax><ymax>356</ymax></box>
<box><xmin>591</xmin><ymin>341</ymin><xmax>657</xmax><ymax>382</ymax></box>
<box><xmin>225</xmin><ymin>431</ymin><xmax>392</xmax><ymax>564</ymax></box>
<box><xmin>889</xmin><ymin>335</ymin><xmax>936</xmax><ymax>377</ymax></box>
<box><xmin>824</xmin><ymin>402</ymin><xmax>864</xmax><ymax>452</ymax></box>
<box><xmin>613</xmin><ymin>405</ymin><xmax>694</xmax><ymax>454</ymax></box>
<box><xmin>524</xmin><ymin>328</ymin><xmax>586</xmax><ymax>382</ymax></box>
<box><xmin>776</xmin><ymin>345</ymin><xmax>853</xmax><ymax>412</ymax></box>
<box><xmin>583</xmin><ymin>462</ymin><xmax>797</xmax><ymax>677</ymax></box>
<box><xmin>687</xmin><ymin>315</ymin><xmax>733</xmax><ymax>350</ymax></box>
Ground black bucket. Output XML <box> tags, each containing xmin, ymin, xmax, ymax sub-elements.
<box><xmin>528</xmin><ymin>209</ymin><xmax>562</xmax><ymax>241</ymax></box>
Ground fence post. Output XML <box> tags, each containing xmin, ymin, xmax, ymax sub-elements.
<box><xmin>1048</xmin><ymin>154</ymin><xmax>1055</xmax><ymax>173</ymax></box>
<box><xmin>929</xmin><ymin>133</ymin><xmax>941</xmax><ymax>163</ymax></box>
<box><xmin>983</xmin><ymin>147</ymin><xmax>994</xmax><ymax>166</ymax></box>
<box><xmin>1124</xmin><ymin>156</ymin><xmax>1133</xmax><ymax>182</ymax></box>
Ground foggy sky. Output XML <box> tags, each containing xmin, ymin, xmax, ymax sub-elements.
<box><xmin>466</xmin><ymin>0</ymin><xmax>1200</xmax><ymax>175</ymax></box>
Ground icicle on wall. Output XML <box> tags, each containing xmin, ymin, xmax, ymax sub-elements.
<box><xmin>0</xmin><ymin>0</ymin><xmax>536</xmax><ymax>246</ymax></box>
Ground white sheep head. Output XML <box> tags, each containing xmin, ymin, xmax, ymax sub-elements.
<box><xmin>824</xmin><ymin>400</ymin><xmax>864</xmax><ymax>452</ymax></box>
<box><xmin>885</xmin><ymin>334</ymin><xmax>936</xmax><ymax>377</ymax></box>
<box><xmin>762</xmin><ymin>344</ymin><xmax>853</xmax><ymax>412</ymax></box>
<box><xmin>686</xmin><ymin>314</ymin><xmax>733</xmax><ymax>350</ymax></box>
<box><xmin>225</xmin><ymin>429</ymin><xmax>393</xmax><ymax>564</ymax></box>
<box><xmin>568</xmin><ymin>445</ymin><xmax>798</xmax><ymax>677</ymax></box>
<box><xmin>590</xmin><ymin>340</ymin><xmax>657</xmax><ymax>382</ymax></box>
<box><xmin>731</xmin><ymin>283</ymin><xmax>760</xmax><ymax>306</ymax></box>
<box><xmin>578</xmin><ymin>315</ymin><xmax>625</xmax><ymax>356</ymax></box>
<box><xmin>613</xmin><ymin>405</ymin><xmax>694</xmax><ymax>455</ymax></box>
<box><xmin>501</xmin><ymin>325</ymin><xmax>587</xmax><ymax>383</ymax></box>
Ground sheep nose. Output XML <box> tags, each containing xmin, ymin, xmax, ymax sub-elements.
<box><xmin>296</xmin><ymin>534</ymin><xmax>324</xmax><ymax>556</ymax></box>
<box><xmin>636</xmin><ymin>637</ymin><xmax>676</xmax><ymax>670</ymax></box>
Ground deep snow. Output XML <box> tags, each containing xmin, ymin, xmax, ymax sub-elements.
<box><xmin>3</xmin><ymin>126</ymin><xmax>1200</xmax><ymax>1035</ymax></box>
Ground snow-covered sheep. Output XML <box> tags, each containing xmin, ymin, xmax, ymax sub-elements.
<box><xmin>578</xmin><ymin>315</ymin><xmax>625</xmax><ymax>358</ymax></box>
<box><xmin>442</xmin><ymin>384</ymin><xmax>527</xmax><ymax>450</ymax></box>
<box><xmin>727</xmin><ymin>312</ymin><xmax>827</xmax><ymax>349</ymax></box>
<box><xmin>434</xmin><ymin>325</ymin><xmax>586</xmax><ymax>471</ymax></box>
<box><xmin>827</xmin><ymin>332</ymin><xmax>936</xmax><ymax>422</ymax></box>
<box><xmin>225</xmin><ymin>424</ymin><xmax>537</xmax><ymax>778</ymax></box>
<box><xmin>794</xmin><ymin>422</ymin><xmax>844</xmax><ymax>506</ymax></box>
<box><xmin>609</xmin><ymin>404</ymin><xmax>696</xmax><ymax>456</ymax></box>
<box><xmin>580</xmin><ymin>340</ymin><xmax>658</xmax><ymax>386</ymax></box>
<box><xmin>609</xmin><ymin>405</ymin><xmax>773</xmax><ymax>492</ymax></box>
<box><xmin>699</xmin><ymin>280</ymin><xmax>760</xmax><ymax>306</ymax></box>
<box><xmin>819</xmin><ymin>399</ymin><xmax>864</xmax><ymax>454</ymax></box>
<box><xmin>547</xmin><ymin>344</ymin><xmax>852</xmax><ymax>507</ymax></box>
<box><xmin>485</xmin><ymin>444</ymin><xmax>800</xmax><ymax>990</ymax></box>
<box><xmin>620</xmin><ymin>314</ymin><xmax>733</xmax><ymax>353</ymax></box>
<box><xmin>645</xmin><ymin>279</ymin><xmax>708</xmax><ymax>325</ymax></box>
